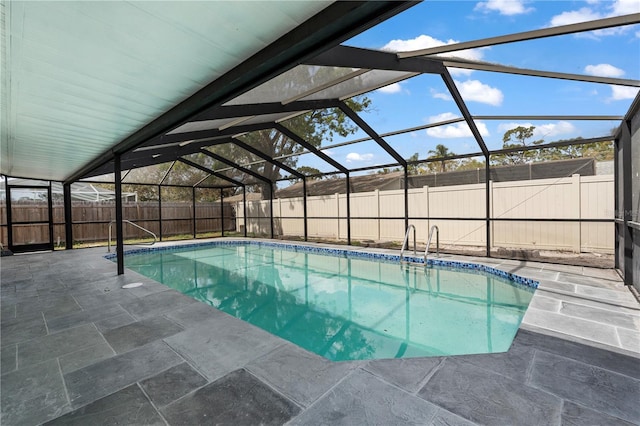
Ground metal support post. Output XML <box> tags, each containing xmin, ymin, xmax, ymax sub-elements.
<box><xmin>192</xmin><ymin>187</ymin><xmax>197</xmax><ymax>238</ymax></box>
<box><xmin>220</xmin><ymin>188</ymin><xmax>224</xmax><ymax>237</ymax></box>
<box><xmin>404</xmin><ymin>166</ymin><xmax>409</xmax><ymax>233</ymax></box>
<box><xmin>243</xmin><ymin>186</ymin><xmax>247</xmax><ymax>237</ymax></box>
<box><xmin>158</xmin><ymin>185</ymin><xmax>163</xmax><ymax>241</ymax></box>
<box><xmin>269</xmin><ymin>183</ymin><xmax>274</xmax><ymax>239</ymax></box>
<box><xmin>63</xmin><ymin>183</ymin><xmax>73</xmax><ymax>249</ymax></box>
<box><xmin>485</xmin><ymin>157</ymin><xmax>491</xmax><ymax>257</ymax></box>
<box><xmin>346</xmin><ymin>172</ymin><xmax>351</xmax><ymax>245</ymax></box>
<box><xmin>303</xmin><ymin>177</ymin><xmax>308</xmax><ymax>242</ymax></box>
<box><xmin>114</xmin><ymin>155</ymin><xmax>125</xmax><ymax>275</ymax></box>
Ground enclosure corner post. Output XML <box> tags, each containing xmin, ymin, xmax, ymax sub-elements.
<box><xmin>63</xmin><ymin>183</ymin><xmax>73</xmax><ymax>249</ymax></box>
<box><xmin>114</xmin><ymin>155</ymin><xmax>125</xmax><ymax>275</ymax></box>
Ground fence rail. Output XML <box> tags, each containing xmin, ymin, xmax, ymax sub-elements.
<box><xmin>0</xmin><ymin>201</ymin><xmax>236</xmax><ymax>247</ymax></box>
<box><xmin>1</xmin><ymin>175</ymin><xmax>615</xmax><ymax>254</ymax></box>
<box><xmin>236</xmin><ymin>175</ymin><xmax>614</xmax><ymax>253</ymax></box>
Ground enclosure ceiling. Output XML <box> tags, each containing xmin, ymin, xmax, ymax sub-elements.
<box><xmin>2</xmin><ymin>1</ymin><xmax>413</xmax><ymax>182</ymax></box>
<box><xmin>83</xmin><ymin>11</ymin><xmax>640</xmax><ymax>183</ymax></box>
<box><xmin>2</xmin><ymin>1</ymin><xmax>639</xmax><ymax>185</ymax></box>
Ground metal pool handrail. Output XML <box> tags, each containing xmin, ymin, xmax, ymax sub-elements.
<box><xmin>108</xmin><ymin>220</ymin><xmax>157</xmax><ymax>252</ymax></box>
<box><xmin>400</xmin><ymin>224</ymin><xmax>416</xmax><ymax>263</ymax></box>
<box><xmin>424</xmin><ymin>225</ymin><xmax>439</xmax><ymax>263</ymax></box>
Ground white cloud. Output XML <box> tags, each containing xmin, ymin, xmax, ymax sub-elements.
<box><xmin>497</xmin><ymin>121</ymin><xmax>578</xmax><ymax>139</ymax></box>
<box><xmin>549</xmin><ymin>1</ymin><xmax>640</xmax><ymax>37</ymax></box>
<box><xmin>426</xmin><ymin>113</ymin><xmax>489</xmax><ymax>138</ymax></box>
<box><xmin>550</xmin><ymin>7</ymin><xmax>602</xmax><ymax>26</ymax></box>
<box><xmin>455</xmin><ymin>79</ymin><xmax>504</xmax><ymax>106</ymax></box>
<box><xmin>383</xmin><ymin>35</ymin><xmax>451</xmax><ymax>53</ymax></box>
<box><xmin>345</xmin><ymin>153</ymin><xmax>374</xmax><ymax>163</ymax></box>
<box><xmin>427</xmin><ymin>122</ymin><xmax>490</xmax><ymax>139</ymax></box>
<box><xmin>584</xmin><ymin>63</ymin><xmax>625</xmax><ymax>77</ymax></box>
<box><xmin>475</xmin><ymin>0</ymin><xmax>534</xmax><ymax>16</ymax></box>
<box><xmin>497</xmin><ymin>122</ymin><xmax>532</xmax><ymax>133</ymax></box>
<box><xmin>382</xmin><ymin>35</ymin><xmax>485</xmax><ymax>76</ymax></box>
<box><xmin>427</xmin><ymin>112</ymin><xmax>461</xmax><ymax>123</ymax></box>
<box><xmin>610</xmin><ymin>85</ymin><xmax>640</xmax><ymax>100</ymax></box>
<box><xmin>430</xmin><ymin>88</ymin><xmax>452</xmax><ymax>101</ymax></box>
<box><xmin>534</xmin><ymin>121</ymin><xmax>578</xmax><ymax>138</ymax></box>
<box><xmin>377</xmin><ymin>82</ymin><xmax>402</xmax><ymax>94</ymax></box>
<box><xmin>611</xmin><ymin>0</ymin><xmax>640</xmax><ymax>15</ymax></box>
<box><xmin>382</xmin><ymin>35</ymin><xmax>485</xmax><ymax>61</ymax></box>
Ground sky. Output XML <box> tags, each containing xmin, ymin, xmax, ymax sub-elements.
<box><xmin>288</xmin><ymin>0</ymin><xmax>640</xmax><ymax>175</ymax></box>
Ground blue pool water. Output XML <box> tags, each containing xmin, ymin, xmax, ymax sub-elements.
<box><xmin>119</xmin><ymin>242</ymin><xmax>536</xmax><ymax>361</ymax></box>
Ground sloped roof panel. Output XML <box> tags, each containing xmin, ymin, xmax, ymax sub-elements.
<box><xmin>300</xmin><ymin>69</ymin><xmax>415</xmax><ymax>101</ymax></box>
<box><xmin>223</xmin><ymin>65</ymin><xmax>360</xmax><ymax>105</ymax></box>
<box><xmin>1</xmin><ymin>1</ymin><xmax>332</xmax><ymax>181</ymax></box>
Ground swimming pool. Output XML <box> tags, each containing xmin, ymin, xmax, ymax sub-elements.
<box><xmin>115</xmin><ymin>241</ymin><xmax>537</xmax><ymax>361</ymax></box>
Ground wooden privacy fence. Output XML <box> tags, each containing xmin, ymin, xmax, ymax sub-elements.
<box><xmin>236</xmin><ymin>174</ymin><xmax>614</xmax><ymax>253</ymax></box>
<box><xmin>0</xmin><ymin>201</ymin><xmax>236</xmax><ymax>246</ymax></box>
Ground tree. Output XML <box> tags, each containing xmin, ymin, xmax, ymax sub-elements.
<box><xmin>370</xmin><ymin>152</ymin><xmax>422</xmax><ymax>175</ymax></box>
<box><xmin>456</xmin><ymin>158</ymin><xmax>486</xmax><ymax>171</ymax></box>
<box><xmin>491</xmin><ymin>126</ymin><xmax>544</xmax><ymax>166</ymax></box>
<box><xmin>119</xmin><ymin>160</ymin><xmax>233</xmax><ymax>202</ymax></box>
<box><xmin>406</xmin><ymin>152</ymin><xmax>424</xmax><ymax>175</ymax></box>
<box><xmin>491</xmin><ymin>125</ymin><xmax>614</xmax><ymax>166</ymax></box>
<box><xmin>537</xmin><ymin>138</ymin><xmax>613</xmax><ymax>162</ymax></box>
<box><xmin>375</xmin><ymin>167</ymin><xmax>394</xmax><ymax>175</ymax></box>
<box><xmin>427</xmin><ymin>144</ymin><xmax>457</xmax><ymax>172</ymax></box>
<box><xmin>296</xmin><ymin>166</ymin><xmax>323</xmax><ymax>180</ymax></box>
<box><xmin>116</xmin><ymin>93</ymin><xmax>370</xmax><ymax>201</ymax></box>
<box><xmin>214</xmin><ymin>96</ymin><xmax>371</xmax><ymax>196</ymax></box>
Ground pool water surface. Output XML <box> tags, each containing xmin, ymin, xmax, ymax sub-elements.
<box><xmin>121</xmin><ymin>242</ymin><xmax>536</xmax><ymax>361</ymax></box>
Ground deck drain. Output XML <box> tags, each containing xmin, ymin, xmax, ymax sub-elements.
<box><xmin>122</xmin><ymin>282</ymin><xmax>143</xmax><ymax>289</ymax></box>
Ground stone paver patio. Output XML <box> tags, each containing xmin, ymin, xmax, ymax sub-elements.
<box><xmin>1</xmin><ymin>239</ymin><xmax>638</xmax><ymax>425</ymax></box>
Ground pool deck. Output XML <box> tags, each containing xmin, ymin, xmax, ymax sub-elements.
<box><xmin>1</xmin><ymin>238</ymin><xmax>638</xmax><ymax>425</ymax></box>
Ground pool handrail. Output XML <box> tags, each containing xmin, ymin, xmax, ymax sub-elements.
<box><xmin>107</xmin><ymin>220</ymin><xmax>157</xmax><ymax>252</ymax></box>
<box><xmin>424</xmin><ymin>225</ymin><xmax>439</xmax><ymax>263</ymax></box>
<box><xmin>400</xmin><ymin>224</ymin><xmax>416</xmax><ymax>263</ymax></box>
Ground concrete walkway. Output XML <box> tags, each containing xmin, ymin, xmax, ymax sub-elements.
<box><xmin>1</xmin><ymin>241</ymin><xmax>638</xmax><ymax>425</ymax></box>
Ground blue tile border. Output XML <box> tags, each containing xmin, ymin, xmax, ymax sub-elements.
<box><xmin>105</xmin><ymin>239</ymin><xmax>539</xmax><ymax>289</ymax></box>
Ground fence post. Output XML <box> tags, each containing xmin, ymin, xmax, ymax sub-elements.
<box><xmin>423</xmin><ymin>185</ymin><xmax>429</xmax><ymax>244</ymax></box>
<box><xmin>278</xmin><ymin>197</ymin><xmax>283</xmax><ymax>237</ymax></box>
<box><xmin>375</xmin><ymin>189</ymin><xmax>381</xmax><ymax>241</ymax></box>
<box><xmin>335</xmin><ymin>193</ymin><xmax>340</xmax><ymax>239</ymax></box>
<box><xmin>572</xmin><ymin>174</ymin><xmax>581</xmax><ymax>253</ymax></box>
<box><xmin>489</xmin><ymin>180</ymin><xmax>494</xmax><ymax>250</ymax></box>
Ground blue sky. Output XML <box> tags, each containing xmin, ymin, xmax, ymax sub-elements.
<box><xmin>290</xmin><ymin>0</ymin><xmax>640</xmax><ymax>174</ymax></box>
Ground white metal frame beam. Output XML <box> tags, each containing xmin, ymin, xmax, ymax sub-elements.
<box><xmin>441</xmin><ymin>59</ymin><xmax>640</xmax><ymax>87</ymax></box>
<box><xmin>398</xmin><ymin>13</ymin><xmax>640</xmax><ymax>59</ymax></box>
